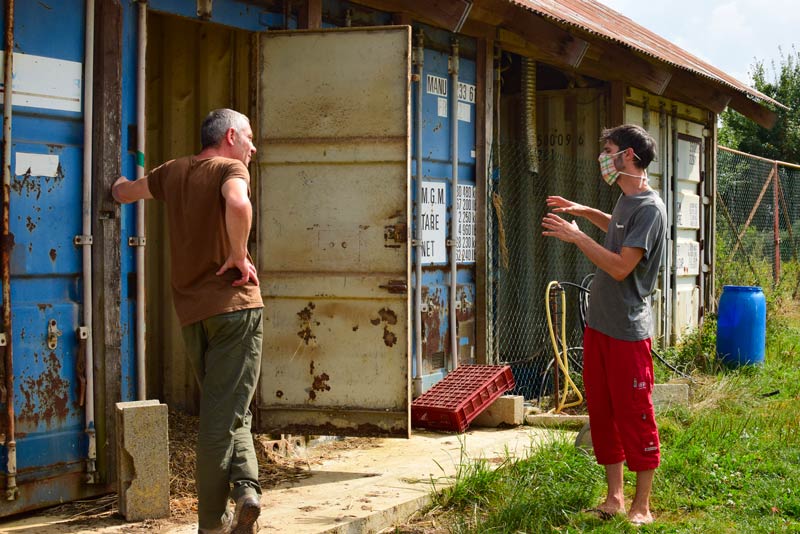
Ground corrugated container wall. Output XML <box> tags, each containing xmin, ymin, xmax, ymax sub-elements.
<box><xmin>0</xmin><ymin>0</ymin><xmax>138</xmax><ymax>516</ymax></box>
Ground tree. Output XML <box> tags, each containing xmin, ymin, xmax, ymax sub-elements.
<box><xmin>719</xmin><ymin>46</ymin><xmax>800</xmax><ymax>163</ymax></box>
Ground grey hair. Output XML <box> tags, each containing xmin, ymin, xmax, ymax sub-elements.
<box><xmin>200</xmin><ymin>108</ymin><xmax>250</xmax><ymax>149</ymax></box>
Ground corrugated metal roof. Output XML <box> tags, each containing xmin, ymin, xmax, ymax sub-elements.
<box><xmin>510</xmin><ymin>0</ymin><xmax>786</xmax><ymax>109</ymax></box>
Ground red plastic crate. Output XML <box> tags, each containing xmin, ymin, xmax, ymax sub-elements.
<box><xmin>411</xmin><ymin>365</ymin><xmax>515</xmax><ymax>432</ymax></box>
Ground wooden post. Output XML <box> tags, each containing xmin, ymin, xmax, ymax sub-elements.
<box><xmin>92</xmin><ymin>0</ymin><xmax>123</xmax><ymax>486</ymax></box>
<box><xmin>475</xmin><ymin>37</ymin><xmax>493</xmax><ymax>364</ymax></box>
<box><xmin>298</xmin><ymin>0</ymin><xmax>322</xmax><ymax>29</ymax></box>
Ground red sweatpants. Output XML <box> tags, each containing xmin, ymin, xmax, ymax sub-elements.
<box><xmin>582</xmin><ymin>326</ymin><xmax>660</xmax><ymax>471</ymax></box>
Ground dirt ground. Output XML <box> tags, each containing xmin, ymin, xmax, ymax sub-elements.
<box><xmin>2</xmin><ymin>411</ymin><xmax>384</xmax><ymax>534</ymax></box>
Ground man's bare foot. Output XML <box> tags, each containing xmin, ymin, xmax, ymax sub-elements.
<box><xmin>628</xmin><ymin>511</ymin><xmax>654</xmax><ymax>526</ymax></box>
<box><xmin>583</xmin><ymin>497</ymin><xmax>625</xmax><ymax>519</ymax></box>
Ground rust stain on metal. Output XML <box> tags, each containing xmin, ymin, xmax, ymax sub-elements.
<box><xmin>11</xmin><ymin>173</ymin><xmax>43</xmax><ymax>200</ymax></box>
<box><xmin>352</xmin><ymin>325</ymin><xmax>359</xmax><ymax>331</ymax></box>
<box><xmin>312</xmin><ymin>373</ymin><xmax>330</xmax><ymax>392</ymax></box>
<box><xmin>378</xmin><ymin>307</ymin><xmax>397</xmax><ymax>325</ymax></box>
<box><xmin>296</xmin><ymin>302</ymin><xmax>317</xmax><ymax>345</ymax></box>
<box><xmin>276</xmin><ymin>390</ymin><xmax>284</xmax><ymax>398</ymax></box>
<box><xmin>309</xmin><ymin>360</ymin><xmax>315</xmax><ymax>375</ymax></box>
<box><xmin>49</xmin><ymin>248</ymin><xmax>57</xmax><ymax>262</ymax></box>
<box><xmin>25</xmin><ymin>216</ymin><xmax>38</xmax><ymax>232</ymax></box>
<box><xmin>18</xmin><ymin>351</ymin><xmax>71</xmax><ymax>426</ymax></box>
<box><xmin>421</xmin><ymin>286</ymin><xmax>445</xmax><ymax>359</ymax></box>
<box><xmin>36</xmin><ymin>303</ymin><xmax>52</xmax><ymax>312</ymax></box>
<box><xmin>383</xmin><ymin>326</ymin><xmax>397</xmax><ymax>347</ymax></box>
<box><xmin>370</xmin><ymin>317</ymin><xmax>380</xmax><ymax>326</ymax></box>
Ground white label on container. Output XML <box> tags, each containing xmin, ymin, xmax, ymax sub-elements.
<box><xmin>457</xmin><ymin>82</ymin><xmax>476</xmax><ymax>103</ymax></box>
<box><xmin>676</xmin><ymin>239</ymin><xmax>700</xmax><ymax>276</ymax></box>
<box><xmin>456</xmin><ymin>184</ymin><xmax>476</xmax><ymax>263</ymax></box>
<box><xmin>457</xmin><ymin>102</ymin><xmax>471</xmax><ymax>123</ymax></box>
<box><xmin>15</xmin><ymin>152</ymin><xmax>59</xmax><ymax>177</ymax></box>
<box><xmin>420</xmin><ymin>181</ymin><xmax>447</xmax><ymax>264</ymax></box>
<box><xmin>427</xmin><ymin>75</ymin><xmax>448</xmax><ymax>97</ymax></box>
<box><xmin>0</xmin><ymin>51</ymin><xmax>82</xmax><ymax>112</ymax></box>
<box><xmin>677</xmin><ymin>138</ymin><xmax>701</xmax><ymax>182</ymax></box>
<box><xmin>437</xmin><ymin>97</ymin><xmax>448</xmax><ymax>118</ymax></box>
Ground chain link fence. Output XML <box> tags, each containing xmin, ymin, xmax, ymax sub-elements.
<box><xmin>716</xmin><ymin>147</ymin><xmax>800</xmax><ymax>298</ymax></box>
<box><xmin>487</xmin><ymin>142</ymin><xmax>615</xmax><ymax>406</ymax></box>
<box><xmin>487</xmin><ymin>144</ymin><xmax>800</xmax><ymax>405</ymax></box>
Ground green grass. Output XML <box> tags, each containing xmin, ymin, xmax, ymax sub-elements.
<box><xmin>416</xmin><ymin>308</ymin><xmax>800</xmax><ymax>533</ymax></box>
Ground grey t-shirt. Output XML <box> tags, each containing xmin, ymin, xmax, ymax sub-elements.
<box><xmin>586</xmin><ymin>189</ymin><xmax>667</xmax><ymax>341</ymax></box>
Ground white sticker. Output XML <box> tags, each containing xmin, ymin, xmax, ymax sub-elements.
<box><xmin>0</xmin><ymin>52</ymin><xmax>82</xmax><ymax>112</ymax></box>
<box><xmin>456</xmin><ymin>184</ymin><xmax>476</xmax><ymax>263</ymax></box>
<box><xmin>437</xmin><ymin>97</ymin><xmax>448</xmax><ymax>118</ymax></box>
<box><xmin>457</xmin><ymin>102</ymin><xmax>471</xmax><ymax>123</ymax></box>
<box><xmin>15</xmin><ymin>152</ymin><xmax>60</xmax><ymax>177</ymax></box>
<box><xmin>457</xmin><ymin>82</ymin><xmax>476</xmax><ymax>103</ymax></box>
<box><xmin>426</xmin><ymin>74</ymin><xmax>448</xmax><ymax>97</ymax></box>
<box><xmin>420</xmin><ymin>181</ymin><xmax>447</xmax><ymax>265</ymax></box>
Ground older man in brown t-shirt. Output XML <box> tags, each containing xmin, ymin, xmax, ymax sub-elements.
<box><xmin>113</xmin><ymin>109</ymin><xmax>263</xmax><ymax>534</ymax></box>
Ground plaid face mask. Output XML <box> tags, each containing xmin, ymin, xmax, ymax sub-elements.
<box><xmin>597</xmin><ymin>149</ymin><xmax>647</xmax><ymax>186</ymax></box>
<box><xmin>597</xmin><ymin>150</ymin><xmax>623</xmax><ymax>185</ymax></box>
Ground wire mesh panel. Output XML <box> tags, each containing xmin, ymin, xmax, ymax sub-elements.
<box><xmin>487</xmin><ymin>142</ymin><xmax>615</xmax><ymax>403</ymax></box>
<box><xmin>716</xmin><ymin>147</ymin><xmax>800</xmax><ymax>296</ymax></box>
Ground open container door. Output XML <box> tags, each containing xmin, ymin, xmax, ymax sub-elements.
<box><xmin>256</xmin><ymin>27</ymin><xmax>412</xmax><ymax>437</ymax></box>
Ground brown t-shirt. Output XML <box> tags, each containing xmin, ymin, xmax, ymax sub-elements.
<box><xmin>147</xmin><ymin>156</ymin><xmax>263</xmax><ymax>326</ymax></box>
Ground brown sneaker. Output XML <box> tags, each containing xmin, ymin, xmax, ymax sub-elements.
<box><xmin>232</xmin><ymin>494</ymin><xmax>261</xmax><ymax>534</ymax></box>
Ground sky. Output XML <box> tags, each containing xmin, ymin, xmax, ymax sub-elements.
<box><xmin>597</xmin><ymin>0</ymin><xmax>800</xmax><ymax>88</ymax></box>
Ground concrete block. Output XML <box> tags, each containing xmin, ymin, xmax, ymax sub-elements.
<box><xmin>653</xmin><ymin>383</ymin><xmax>690</xmax><ymax>411</ymax></box>
<box><xmin>116</xmin><ymin>400</ymin><xmax>170</xmax><ymax>521</ymax></box>
<box><xmin>471</xmin><ymin>395</ymin><xmax>524</xmax><ymax>427</ymax></box>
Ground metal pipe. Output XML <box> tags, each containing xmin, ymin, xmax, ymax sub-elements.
<box><xmin>773</xmin><ymin>161</ymin><xmax>781</xmax><ymax>282</ymax></box>
<box><xmin>718</xmin><ymin>145</ymin><xmax>800</xmax><ymax>170</ymax></box>
<box><xmin>135</xmin><ymin>1</ymin><xmax>147</xmax><ymax>401</ymax></box>
<box><xmin>82</xmin><ymin>0</ymin><xmax>97</xmax><ymax>483</ymax></box>
<box><xmin>670</xmin><ymin>108</ymin><xmax>678</xmax><ymax>345</ymax></box>
<box><xmin>413</xmin><ymin>30</ymin><xmax>424</xmax><ymax>386</ymax></box>
<box><xmin>449</xmin><ymin>38</ymin><xmax>459</xmax><ymax>371</ymax></box>
<box><xmin>659</xmin><ymin>104</ymin><xmax>669</xmax><ymax>345</ymax></box>
<box><xmin>2</xmin><ymin>0</ymin><xmax>17</xmax><ymax>501</ymax></box>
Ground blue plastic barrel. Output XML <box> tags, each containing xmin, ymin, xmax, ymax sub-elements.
<box><xmin>716</xmin><ymin>286</ymin><xmax>766</xmax><ymax>367</ymax></box>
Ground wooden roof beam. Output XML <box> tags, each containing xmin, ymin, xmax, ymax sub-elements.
<box><xmin>664</xmin><ymin>70</ymin><xmax>732</xmax><ymax>114</ymax></box>
<box><xmin>579</xmin><ymin>41</ymin><xmax>673</xmax><ymax>96</ymax></box>
<box><xmin>354</xmin><ymin>0</ymin><xmax>473</xmax><ymax>32</ymax></box>
<box><xmin>728</xmin><ymin>92</ymin><xmax>779</xmax><ymax>130</ymax></box>
<box><xmin>472</xmin><ymin>0</ymin><xmax>588</xmax><ymax>68</ymax></box>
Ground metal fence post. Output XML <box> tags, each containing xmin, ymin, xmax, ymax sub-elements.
<box><xmin>774</xmin><ymin>161</ymin><xmax>781</xmax><ymax>282</ymax></box>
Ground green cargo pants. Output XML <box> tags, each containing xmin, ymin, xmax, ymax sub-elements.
<box><xmin>182</xmin><ymin>307</ymin><xmax>263</xmax><ymax>531</ymax></box>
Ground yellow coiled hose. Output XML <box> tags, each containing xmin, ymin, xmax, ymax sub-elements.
<box><xmin>545</xmin><ymin>281</ymin><xmax>584</xmax><ymax>412</ymax></box>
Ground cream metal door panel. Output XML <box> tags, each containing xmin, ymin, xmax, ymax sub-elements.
<box><xmin>257</xmin><ymin>27</ymin><xmax>411</xmax><ymax>437</ymax></box>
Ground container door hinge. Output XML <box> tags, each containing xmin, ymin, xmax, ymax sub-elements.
<box><xmin>74</xmin><ymin>235</ymin><xmax>93</xmax><ymax>246</ymax></box>
<box><xmin>379</xmin><ymin>280</ymin><xmax>408</xmax><ymax>294</ymax></box>
<box><xmin>128</xmin><ymin>237</ymin><xmax>147</xmax><ymax>247</ymax></box>
<box><xmin>47</xmin><ymin>319</ymin><xmax>63</xmax><ymax>350</ymax></box>
<box><xmin>0</xmin><ymin>333</ymin><xmax>6</xmax><ymax>404</ymax></box>
<box><xmin>76</xmin><ymin>327</ymin><xmax>88</xmax><ymax>407</ymax></box>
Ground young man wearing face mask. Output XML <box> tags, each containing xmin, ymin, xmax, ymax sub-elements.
<box><xmin>541</xmin><ymin>124</ymin><xmax>667</xmax><ymax>526</ymax></box>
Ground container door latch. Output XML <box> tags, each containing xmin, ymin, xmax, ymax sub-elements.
<box><xmin>379</xmin><ymin>280</ymin><xmax>408</xmax><ymax>294</ymax></box>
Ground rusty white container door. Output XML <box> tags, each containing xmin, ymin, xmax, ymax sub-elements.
<box><xmin>257</xmin><ymin>27</ymin><xmax>411</xmax><ymax>437</ymax></box>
